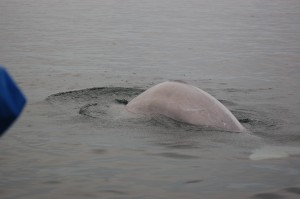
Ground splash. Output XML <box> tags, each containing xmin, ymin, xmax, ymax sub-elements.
<box><xmin>250</xmin><ymin>146</ymin><xmax>300</xmax><ymax>160</ymax></box>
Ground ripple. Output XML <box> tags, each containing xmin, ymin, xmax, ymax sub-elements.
<box><xmin>46</xmin><ymin>87</ymin><xmax>281</xmax><ymax>133</ymax></box>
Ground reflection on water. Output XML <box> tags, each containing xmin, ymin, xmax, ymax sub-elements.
<box><xmin>1</xmin><ymin>0</ymin><xmax>300</xmax><ymax>198</ymax></box>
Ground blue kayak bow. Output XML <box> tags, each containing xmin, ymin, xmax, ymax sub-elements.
<box><xmin>0</xmin><ymin>67</ymin><xmax>26</xmax><ymax>136</ymax></box>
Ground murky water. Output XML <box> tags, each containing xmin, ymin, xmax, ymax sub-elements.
<box><xmin>1</xmin><ymin>0</ymin><xmax>300</xmax><ymax>198</ymax></box>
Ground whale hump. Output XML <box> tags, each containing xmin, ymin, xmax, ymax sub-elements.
<box><xmin>126</xmin><ymin>81</ymin><xmax>245</xmax><ymax>132</ymax></box>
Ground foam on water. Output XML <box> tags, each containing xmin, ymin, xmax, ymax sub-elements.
<box><xmin>250</xmin><ymin>146</ymin><xmax>300</xmax><ymax>160</ymax></box>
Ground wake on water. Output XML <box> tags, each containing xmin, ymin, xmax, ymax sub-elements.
<box><xmin>46</xmin><ymin>87</ymin><xmax>300</xmax><ymax>160</ymax></box>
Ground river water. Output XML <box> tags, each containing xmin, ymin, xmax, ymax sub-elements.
<box><xmin>1</xmin><ymin>0</ymin><xmax>300</xmax><ymax>198</ymax></box>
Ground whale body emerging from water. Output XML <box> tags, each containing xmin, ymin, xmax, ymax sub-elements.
<box><xmin>126</xmin><ymin>81</ymin><xmax>245</xmax><ymax>132</ymax></box>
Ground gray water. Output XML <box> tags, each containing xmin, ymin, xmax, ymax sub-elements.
<box><xmin>1</xmin><ymin>0</ymin><xmax>300</xmax><ymax>198</ymax></box>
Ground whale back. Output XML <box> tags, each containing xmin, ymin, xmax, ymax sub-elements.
<box><xmin>126</xmin><ymin>81</ymin><xmax>245</xmax><ymax>132</ymax></box>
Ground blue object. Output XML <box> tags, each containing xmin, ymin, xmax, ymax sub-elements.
<box><xmin>0</xmin><ymin>67</ymin><xmax>26</xmax><ymax>136</ymax></box>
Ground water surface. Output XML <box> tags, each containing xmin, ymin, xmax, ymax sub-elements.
<box><xmin>0</xmin><ymin>0</ymin><xmax>300</xmax><ymax>198</ymax></box>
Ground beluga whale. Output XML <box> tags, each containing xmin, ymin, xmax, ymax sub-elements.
<box><xmin>126</xmin><ymin>81</ymin><xmax>245</xmax><ymax>132</ymax></box>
